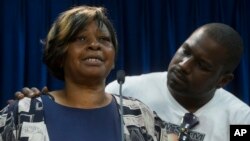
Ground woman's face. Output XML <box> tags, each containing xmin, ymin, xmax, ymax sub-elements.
<box><xmin>63</xmin><ymin>20</ymin><xmax>115</xmax><ymax>83</ymax></box>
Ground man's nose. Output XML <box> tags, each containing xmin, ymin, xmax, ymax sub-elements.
<box><xmin>178</xmin><ymin>57</ymin><xmax>194</xmax><ymax>74</ymax></box>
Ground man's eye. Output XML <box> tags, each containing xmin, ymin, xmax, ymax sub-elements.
<box><xmin>198</xmin><ymin>62</ymin><xmax>211</xmax><ymax>71</ymax></box>
<box><xmin>182</xmin><ymin>49</ymin><xmax>191</xmax><ymax>56</ymax></box>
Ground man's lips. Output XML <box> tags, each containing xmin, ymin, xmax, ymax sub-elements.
<box><xmin>171</xmin><ymin>69</ymin><xmax>188</xmax><ymax>84</ymax></box>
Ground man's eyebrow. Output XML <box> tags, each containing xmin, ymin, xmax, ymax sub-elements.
<box><xmin>183</xmin><ymin>42</ymin><xmax>213</xmax><ymax>68</ymax></box>
<box><xmin>182</xmin><ymin>43</ymin><xmax>192</xmax><ymax>52</ymax></box>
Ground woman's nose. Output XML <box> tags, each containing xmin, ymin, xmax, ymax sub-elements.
<box><xmin>87</xmin><ymin>40</ymin><xmax>101</xmax><ymax>50</ymax></box>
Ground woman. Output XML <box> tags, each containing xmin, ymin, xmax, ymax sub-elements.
<box><xmin>0</xmin><ymin>5</ymin><xmax>175</xmax><ymax>141</ymax></box>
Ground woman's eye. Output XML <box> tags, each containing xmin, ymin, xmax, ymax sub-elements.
<box><xmin>99</xmin><ymin>36</ymin><xmax>111</xmax><ymax>42</ymax></box>
<box><xmin>76</xmin><ymin>37</ymin><xmax>86</xmax><ymax>42</ymax></box>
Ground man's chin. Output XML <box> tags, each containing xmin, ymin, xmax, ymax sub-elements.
<box><xmin>168</xmin><ymin>79</ymin><xmax>186</xmax><ymax>90</ymax></box>
<box><xmin>167</xmin><ymin>82</ymin><xmax>189</xmax><ymax>96</ymax></box>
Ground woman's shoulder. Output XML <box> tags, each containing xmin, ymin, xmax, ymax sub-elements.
<box><xmin>0</xmin><ymin>97</ymin><xmax>44</xmax><ymax>119</ymax></box>
<box><xmin>0</xmin><ymin>97</ymin><xmax>39</xmax><ymax>114</ymax></box>
<box><xmin>113</xmin><ymin>94</ymin><xmax>147</xmax><ymax>106</ymax></box>
<box><xmin>112</xmin><ymin>94</ymin><xmax>168</xmax><ymax>141</ymax></box>
<box><xmin>112</xmin><ymin>94</ymin><xmax>155</xmax><ymax>119</ymax></box>
<box><xmin>0</xmin><ymin>96</ymin><xmax>47</xmax><ymax>140</ymax></box>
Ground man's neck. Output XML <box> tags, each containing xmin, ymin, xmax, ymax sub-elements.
<box><xmin>172</xmin><ymin>91</ymin><xmax>215</xmax><ymax>113</ymax></box>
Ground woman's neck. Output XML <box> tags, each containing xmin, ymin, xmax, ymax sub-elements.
<box><xmin>50</xmin><ymin>82</ymin><xmax>112</xmax><ymax>109</ymax></box>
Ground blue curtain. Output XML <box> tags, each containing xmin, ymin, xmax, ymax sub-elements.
<box><xmin>1</xmin><ymin>0</ymin><xmax>249</xmax><ymax>108</ymax></box>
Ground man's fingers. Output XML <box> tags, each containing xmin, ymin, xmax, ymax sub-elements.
<box><xmin>31</xmin><ymin>87</ymin><xmax>43</xmax><ymax>97</ymax></box>
<box><xmin>42</xmin><ymin>86</ymin><xmax>49</xmax><ymax>93</ymax></box>
<box><xmin>21</xmin><ymin>87</ymin><xmax>32</xmax><ymax>94</ymax></box>
<box><xmin>31</xmin><ymin>87</ymin><xmax>40</xmax><ymax>93</ymax></box>
<box><xmin>21</xmin><ymin>87</ymin><xmax>36</xmax><ymax>97</ymax></box>
<box><xmin>15</xmin><ymin>92</ymin><xmax>25</xmax><ymax>99</ymax></box>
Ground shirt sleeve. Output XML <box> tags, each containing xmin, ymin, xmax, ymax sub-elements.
<box><xmin>105</xmin><ymin>80</ymin><xmax>120</xmax><ymax>94</ymax></box>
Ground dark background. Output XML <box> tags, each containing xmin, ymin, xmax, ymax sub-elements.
<box><xmin>0</xmin><ymin>0</ymin><xmax>249</xmax><ymax>108</ymax></box>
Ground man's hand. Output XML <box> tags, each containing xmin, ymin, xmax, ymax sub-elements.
<box><xmin>14</xmin><ymin>86</ymin><xmax>48</xmax><ymax>100</ymax></box>
<box><xmin>15</xmin><ymin>87</ymin><xmax>39</xmax><ymax>99</ymax></box>
<box><xmin>7</xmin><ymin>86</ymin><xmax>48</xmax><ymax>105</ymax></box>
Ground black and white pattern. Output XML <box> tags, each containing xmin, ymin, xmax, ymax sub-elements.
<box><xmin>0</xmin><ymin>95</ymin><xmax>169</xmax><ymax>141</ymax></box>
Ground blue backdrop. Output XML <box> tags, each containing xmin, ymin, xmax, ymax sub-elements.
<box><xmin>0</xmin><ymin>0</ymin><xmax>249</xmax><ymax>108</ymax></box>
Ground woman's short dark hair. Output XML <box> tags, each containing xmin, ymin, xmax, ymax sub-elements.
<box><xmin>43</xmin><ymin>6</ymin><xmax>118</xmax><ymax>80</ymax></box>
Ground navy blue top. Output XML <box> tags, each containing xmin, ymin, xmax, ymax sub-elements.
<box><xmin>41</xmin><ymin>95</ymin><xmax>121</xmax><ymax>141</ymax></box>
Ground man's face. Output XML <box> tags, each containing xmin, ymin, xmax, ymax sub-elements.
<box><xmin>167</xmin><ymin>28</ymin><xmax>229</xmax><ymax>98</ymax></box>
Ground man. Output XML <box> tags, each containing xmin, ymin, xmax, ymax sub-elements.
<box><xmin>14</xmin><ymin>23</ymin><xmax>250</xmax><ymax>141</ymax></box>
<box><xmin>106</xmin><ymin>23</ymin><xmax>250</xmax><ymax>141</ymax></box>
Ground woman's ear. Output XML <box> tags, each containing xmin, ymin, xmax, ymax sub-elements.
<box><xmin>112</xmin><ymin>61</ymin><xmax>115</xmax><ymax>69</ymax></box>
<box><xmin>216</xmin><ymin>73</ymin><xmax>234</xmax><ymax>88</ymax></box>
